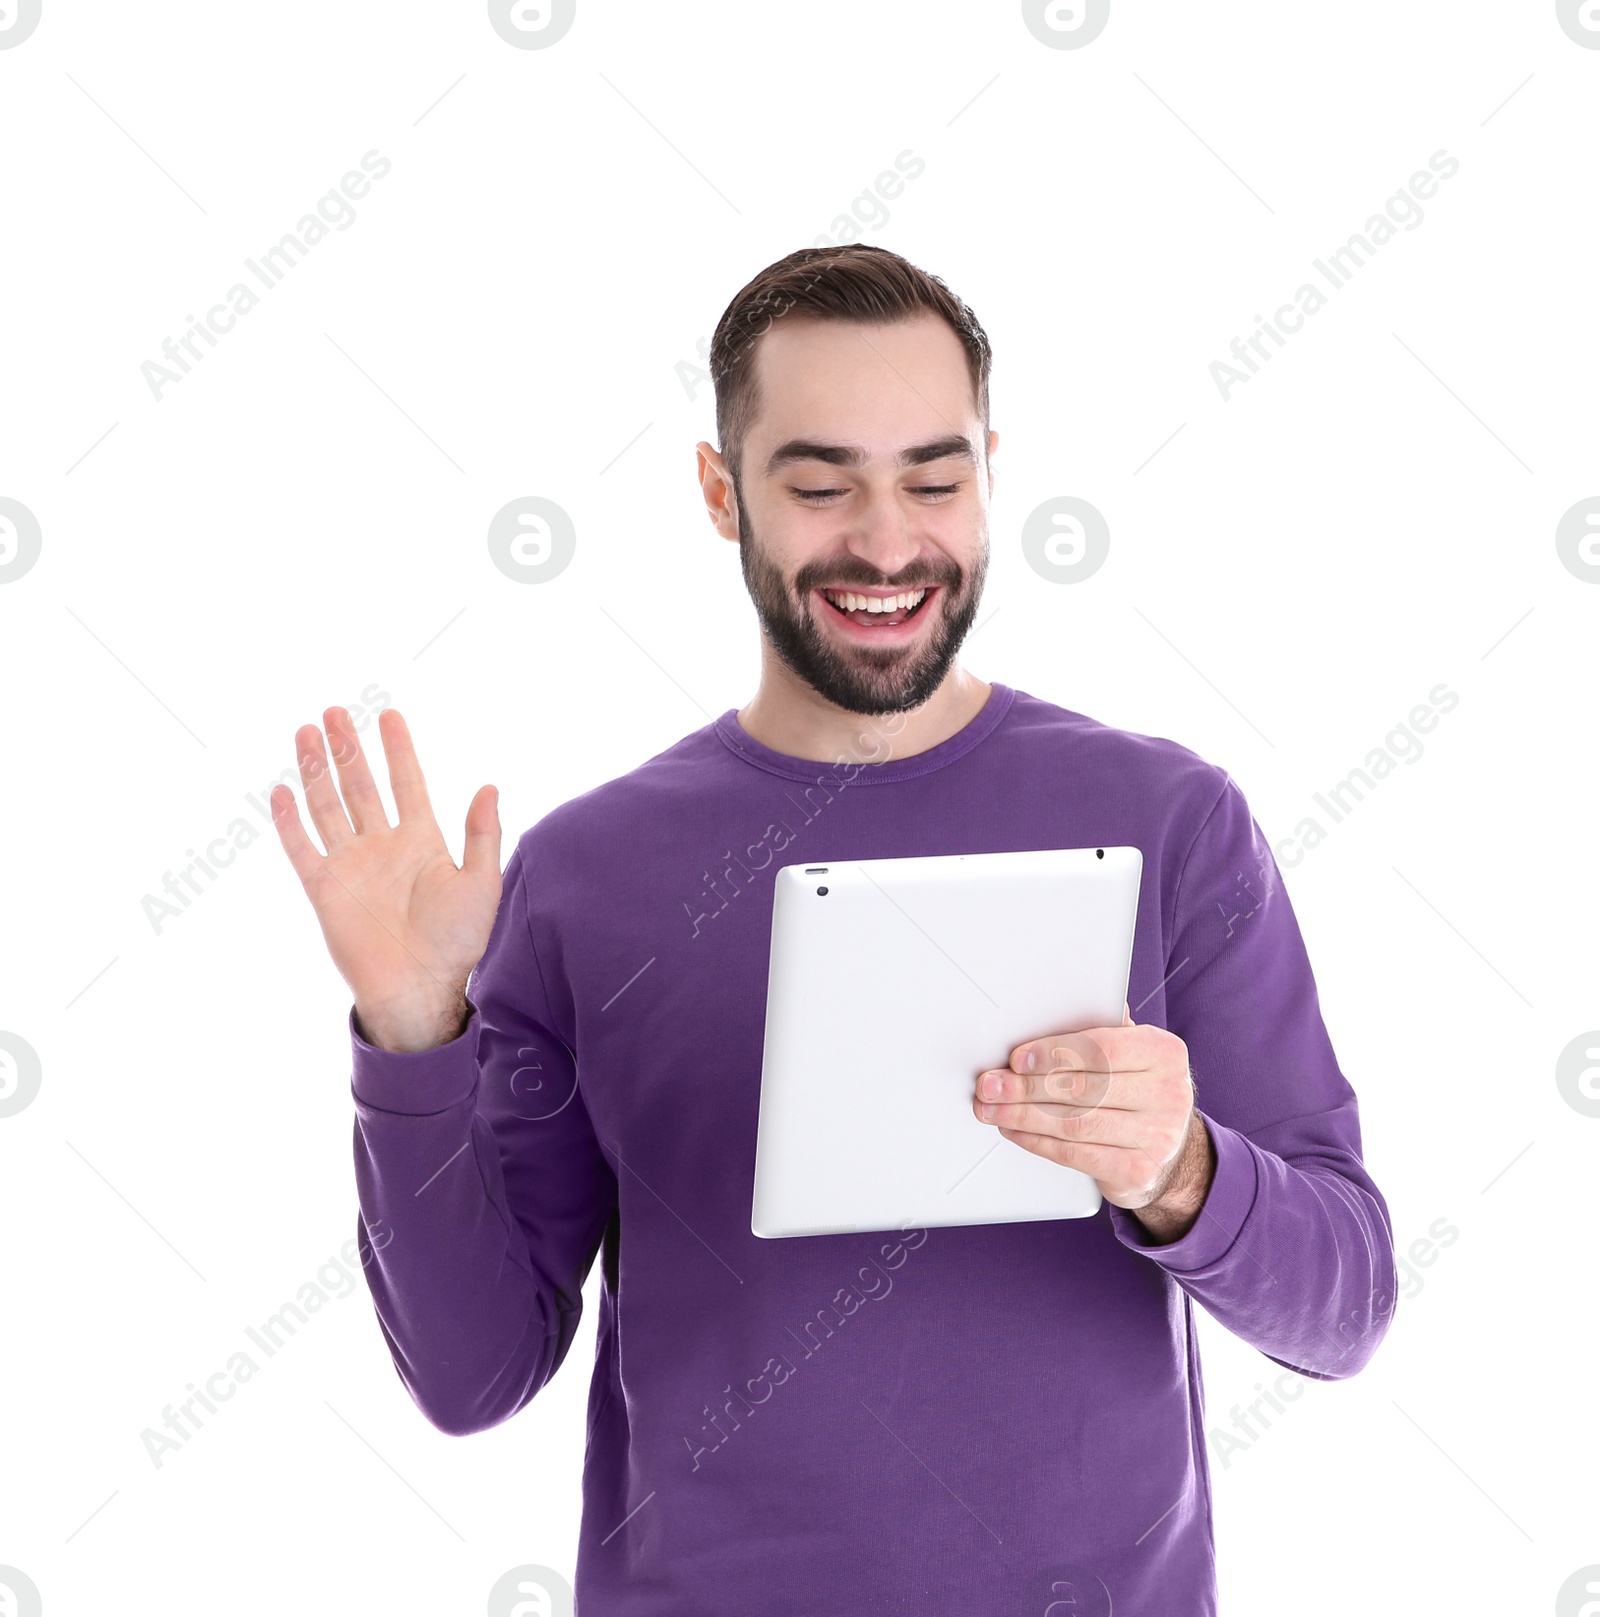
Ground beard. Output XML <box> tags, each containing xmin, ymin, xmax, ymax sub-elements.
<box><xmin>732</xmin><ymin>477</ymin><xmax>989</xmax><ymax>718</ymax></box>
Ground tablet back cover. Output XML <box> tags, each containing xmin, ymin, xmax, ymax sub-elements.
<box><xmin>752</xmin><ymin>845</ymin><xmax>1142</xmax><ymax>1238</ymax></box>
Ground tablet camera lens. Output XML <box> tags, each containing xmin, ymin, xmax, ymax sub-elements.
<box><xmin>1096</xmin><ymin>848</ymin><xmax>1104</xmax><ymax>859</ymax></box>
<box><xmin>816</xmin><ymin>886</ymin><xmax>828</xmax><ymax>896</ymax></box>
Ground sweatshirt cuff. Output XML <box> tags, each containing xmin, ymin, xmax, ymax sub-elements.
<box><xmin>1106</xmin><ymin>1113</ymin><xmax>1260</xmax><ymax>1274</ymax></box>
<box><xmin>348</xmin><ymin>1001</ymin><xmax>482</xmax><ymax>1115</ymax></box>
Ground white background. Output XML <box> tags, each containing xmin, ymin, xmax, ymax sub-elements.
<box><xmin>1</xmin><ymin>2</ymin><xmax>1595</xmax><ymax>1612</ymax></box>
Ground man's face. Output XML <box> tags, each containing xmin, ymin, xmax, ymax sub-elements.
<box><xmin>704</xmin><ymin>311</ymin><xmax>995</xmax><ymax>717</ymax></box>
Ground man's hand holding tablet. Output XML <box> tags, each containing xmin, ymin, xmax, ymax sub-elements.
<box><xmin>972</xmin><ymin>1003</ymin><xmax>1218</xmax><ymax>1244</ymax></box>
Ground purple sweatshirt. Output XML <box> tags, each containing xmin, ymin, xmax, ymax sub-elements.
<box><xmin>349</xmin><ymin>682</ymin><xmax>1395</xmax><ymax>1614</ymax></box>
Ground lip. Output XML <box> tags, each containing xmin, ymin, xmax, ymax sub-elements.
<box><xmin>814</xmin><ymin>585</ymin><xmax>940</xmax><ymax>642</ymax></box>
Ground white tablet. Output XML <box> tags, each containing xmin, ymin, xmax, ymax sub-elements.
<box><xmin>751</xmin><ymin>845</ymin><xmax>1142</xmax><ymax>1239</ymax></box>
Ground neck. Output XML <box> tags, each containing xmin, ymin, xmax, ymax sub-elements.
<box><xmin>735</xmin><ymin>655</ymin><xmax>993</xmax><ymax>765</ymax></box>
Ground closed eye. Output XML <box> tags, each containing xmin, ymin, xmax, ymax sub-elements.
<box><xmin>792</xmin><ymin>483</ymin><xmax>963</xmax><ymax>503</ymax></box>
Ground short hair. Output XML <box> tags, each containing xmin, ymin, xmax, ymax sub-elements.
<box><xmin>709</xmin><ymin>243</ymin><xmax>992</xmax><ymax>490</ymax></box>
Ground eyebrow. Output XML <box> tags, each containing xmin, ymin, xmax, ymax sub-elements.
<box><xmin>762</xmin><ymin>434</ymin><xmax>978</xmax><ymax>478</ymax></box>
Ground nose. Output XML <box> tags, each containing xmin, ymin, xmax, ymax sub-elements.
<box><xmin>840</xmin><ymin>492</ymin><xmax>926</xmax><ymax>584</ymax></box>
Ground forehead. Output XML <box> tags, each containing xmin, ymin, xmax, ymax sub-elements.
<box><xmin>745</xmin><ymin>311</ymin><xmax>977</xmax><ymax>458</ymax></box>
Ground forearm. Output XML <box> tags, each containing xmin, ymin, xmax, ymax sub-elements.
<box><xmin>348</xmin><ymin>999</ymin><xmax>593</xmax><ymax>1437</ymax></box>
<box><xmin>1111</xmin><ymin>1111</ymin><xmax>1397</xmax><ymax>1379</ymax></box>
<box><xmin>353</xmin><ymin>1085</ymin><xmax>568</xmax><ymax>1436</ymax></box>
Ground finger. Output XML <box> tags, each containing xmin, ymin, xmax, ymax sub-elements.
<box><xmin>462</xmin><ymin>783</ymin><xmax>501</xmax><ymax>880</ymax></box>
<box><xmin>323</xmin><ymin>706</ymin><xmax>391</xmax><ymax>836</ymax></box>
<box><xmin>1008</xmin><ymin>1024</ymin><xmax>1156</xmax><ymax>1082</ymax></box>
<box><xmin>377</xmin><ymin>708</ymin><xmax>435</xmax><ymax>826</ymax></box>
<box><xmin>996</xmin><ymin>1131</ymin><xmax>1150</xmax><ymax>1187</ymax></box>
<box><xmin>977</xmin><ymin>1095</ymin><xmax>1155</xmax><ymax>1146</ymax></box>
<box><xmin>269</xmin><ymin>782</ymin><xmax>326</xmax><ymax>884</ymax></box>
<box><xmin>981</xmin><ymin>1050</ymin><xmax>1161</xmax><ymax>1111</ymax></box>
<box><xmin>296</xmin><ymin>722</ymin><xmax>355</xmax><ymax>852</ymax></box>
<box><xmin>1124</xmin><ymin>1001</ymin><xmax>1133</xmax><ymax>1026</ymax></box>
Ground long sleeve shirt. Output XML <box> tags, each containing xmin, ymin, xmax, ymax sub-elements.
<box><xmin>347</xmin><ymin>681</ymin><xmax>1396</xmax><ymax>1615</ymax></box>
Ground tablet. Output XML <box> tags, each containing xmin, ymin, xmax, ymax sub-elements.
<box><xmin>751</xmin><ymin>845</ymin><xmax>1142</xmax><ymax>1239</ymax></box>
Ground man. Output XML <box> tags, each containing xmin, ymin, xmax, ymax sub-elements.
<box><xmin>272</xmin><ymin>244</ymin><xmax>1395</xmax><ymax>1614</ymax></box>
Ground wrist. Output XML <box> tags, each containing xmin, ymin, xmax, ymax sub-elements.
<box><xmin>354</xmin><ymin>991</ymin><xmax>470</xmax><ymax>1053</ymax></box>
<box><xmin>1131</xmin><ymin>1111</ymin><xmax>1216</xmax><ymax>1245</ymax></box>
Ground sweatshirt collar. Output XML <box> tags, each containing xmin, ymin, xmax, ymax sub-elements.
<box><xmin>713</xmin><ymin>682</ymin><xmax>1015</xmax><ymax>785</ymax></box>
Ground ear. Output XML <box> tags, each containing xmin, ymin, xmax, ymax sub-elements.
<box><xmin>695</xmin><ymin>441</ymin><xmax>741</xmax><ymax>543</ymax></box>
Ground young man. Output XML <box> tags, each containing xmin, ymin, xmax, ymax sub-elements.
<box><xmin>272</xmin><ymin>244</ymin><xmax>1395</xmax><ymax>1614</ymax></box>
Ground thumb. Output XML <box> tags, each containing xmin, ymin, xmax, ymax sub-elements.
<box><xmin>462</xmin><ymin>784</ymin><xmax>502</xmax><ymax>879</ymax></box>
<box><xmin>1123</xmin><ymin>1001</ymin><xmax>1133</xmax><ymax>1027</ymax></box>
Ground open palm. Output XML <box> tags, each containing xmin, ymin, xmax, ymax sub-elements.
<box><xmin>270</xmin><ymin>705</ymin><xmax>502</xmax><ymax>1051</ymax></box>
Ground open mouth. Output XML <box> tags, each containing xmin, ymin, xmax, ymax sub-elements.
<box><xmin>817</xmin><ymin>586</ymin><xmax>938</xmax><ymax>631</ymax></box>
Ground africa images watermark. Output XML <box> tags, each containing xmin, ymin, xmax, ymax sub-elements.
<box><xmin>139</xmin><ymin>1218</ymin><xmax>393</xmax><ymax>1469</ymax></box>
<box><xmin>1272</xmin><ymin>680</ymin><xmax>1459</xmax><ymax>871</ymax></box>
<box><xmin>1209</xmin><ymin>150</ymin><xmax>1460</xmax><ymax>402</ymax></box>
<box><xmin>673</xmin><ymin>150</ymin><xmax>927</xmax><ymax>402</ymax></box>
<box><xmin>487</xmin><ymin>0</ymin><xmax>577</xmax><ymax>50</ymax></box>
<box><xmin>1207</xmin><ymin>1215</ymin><xmax>1459</xmax><ymax>1470</ymax></box>
<box><xmin>680</xmin><ymin>1222</ymin><xmax>928</xmax><ymax>1469</ymax></box>
<box><xmin>1203</xmin><ymin>680</ymin><xmax>1461</xmax><ymax>941</ymax></box>
<box><xmin>679</xmin><ymin>705</ymin><xmax>917</xmax><ymax>937</ymax></box>
<box><xmin>140</xmin><ymin>683</ymin><xmax>389</xmax><ymax>935</ymax></box>
<box><xmin>139</xmin><ymin>151</ymin><xmax>392</xmax><ymax>402</ymax></box>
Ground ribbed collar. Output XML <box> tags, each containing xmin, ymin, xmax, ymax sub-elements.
<box><xmin>713</xmin><ymin>683</ymin><xmax>1016</xmax><ymax>785</ymax></box>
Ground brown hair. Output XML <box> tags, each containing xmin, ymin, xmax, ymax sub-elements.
<box><xmin>709</xmin><ymin>243</ymin><xmax>992</xmax><ymax>491</ymax></box>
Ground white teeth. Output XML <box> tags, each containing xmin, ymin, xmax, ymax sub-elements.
<box><xmin>823</xmin><ymin>588</ymin><xmax>927</xmax><ymax>614</ymax></box>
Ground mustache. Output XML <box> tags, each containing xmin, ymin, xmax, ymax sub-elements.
<box><xmin>798</xmin><ymin>571</ymin><xmax>959</xmax><ymax>592</ymax></box>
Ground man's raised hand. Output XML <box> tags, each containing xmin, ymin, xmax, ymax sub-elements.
<box><xmin>270</xmin><ymin>706</ymin><xmax>502</xmax><ymax>1052</ymax></box>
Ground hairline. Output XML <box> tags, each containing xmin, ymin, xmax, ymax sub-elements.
<box><xmin>724</xmin><ymin>308</ymin><xmax>988</xmax><ymax>486</ymax></box>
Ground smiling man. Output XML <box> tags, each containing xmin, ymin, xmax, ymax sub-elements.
<box><xmin>274</xmin><ymin>244</ymin><xmax>1396</xmax><ymax>1615</ymax></box>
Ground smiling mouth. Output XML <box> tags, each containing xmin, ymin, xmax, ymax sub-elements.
<box><xmin>817</xmin><ymin>586</ymin><xmax>938</xmax><ymax>629</ymax></box>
